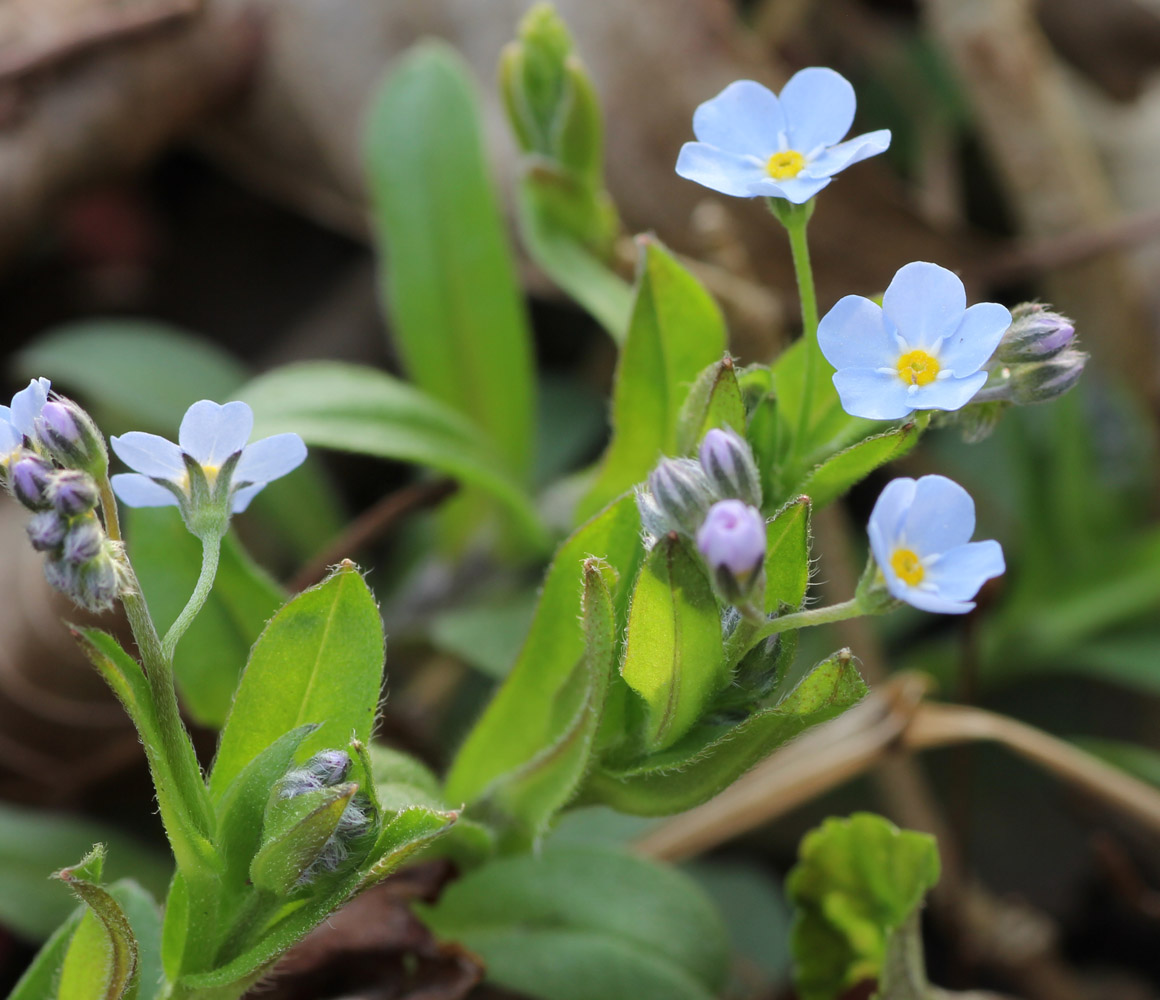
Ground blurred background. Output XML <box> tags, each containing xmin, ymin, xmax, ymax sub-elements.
<box><xmin>1</xmin><ymin>0</ymin><xmax>1159</xmax><ymax>997</ymax></box>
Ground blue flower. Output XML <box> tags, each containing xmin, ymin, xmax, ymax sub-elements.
<box><xmin>818</xmin><ymin>262</ymin><xmax>1011</xmax><ymax>421</ymax></box>
<box><xmin>675</xmin><ymin>70</ymin><xmax>891</xmax><ymax>204</ymax></box>
<box><xmin>111</xmin><ymin>400</ymin><xmax>306</xmax><ymax>514</ymax></box>
<box><xmin>868</xmin><ymin>475</ymin><xmax>1004</xmax><ymax>614</ymax></box>
<box><xmin>0</xmin><ymin>377</ymin><xmax>51</xmax><ymax>465</ymax></box>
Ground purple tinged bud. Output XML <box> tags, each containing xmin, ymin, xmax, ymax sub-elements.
<box><xmin>47</xmin><ymin>469</ymin><xmax>99</xmax><ymax>516</ymax></box>
<box><xmin>27</xmin><ymin>511</ymin><xmax>68</xmax><ymax>551</ymax></box>
<box><xmin>277</xmin><ymin>770</ymin><xmax>324</xmax><ymax>799</ymax></box>
<box><xmin>997</xmin><ymin>303</ymin><xmax>1076</xmax><ymax>363</ymax></box>
<box><xmin>1010</xmin><ymin>348</ymin><xmax>1088</xmax><ymax>404</ymax></box>
<box><xmin>335</xmin><ymin>798</ymin><xmax>371</xmax><ymax>840</ymax></box>
<box><xmin>647</xmin><ymin>458</ymin><xmax>715</xmax><ymax>538</ymax></box>
<box><xmin>10</xmin><ymin>454</ymin><xmax>54</xmax><ymax>510</ymax></box>
<box><xmin>697</xmin><ymin>500</ymin><xmax>766</xmax><ymax>577</ymax></box>
<box><xmin>38</xmin><ymin>402</ymin><xmax>80</xmax><ymax>445</ymax></box>
<box><xmin>43</xmin><ymin>548</ymin><xmax>118</xmax><ymax>611</ymax></box>
<box><xmin>698</xmin><ymin>428</ymin><xmax>762</xmax><ymax>507</ymax></box>
<box><xmin>304</xmin><ymin>749</ymin><xmax>352</xmax><ymax>786</ymax></box>
<box><xmin>35</xmin><ymin>398</ymin><xmax>108</xmax><ymax>475</ymax></box>
<box><xmin>62</xmin><ymin>516</ymin><xmax>104</xmax><ymax>565</ymax></box>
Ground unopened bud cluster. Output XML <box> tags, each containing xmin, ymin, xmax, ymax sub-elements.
<box><xmin>1</xmin><ymin>381</ymin><xmax>122</xmax><ymax>612</ymax></box>
<box><xmin>637</xmin><ymin>428</ymin><xmax>767</xmax><ymax>606</ymax></box>
<box><xmin>973</xmin><ymin>303</ymin><xmax>1088</xmax><ymax>409</ymax></box>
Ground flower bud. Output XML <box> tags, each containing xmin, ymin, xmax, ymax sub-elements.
<box><xmin>646</xmin><ymin>458</ymin><xmax>715</xmax><ymax>539</ymax></box>
<box><xmin>304</xmin><ymin>749</ymin><xmax>352</xmax><ymax>786</ymax></box>
<box><xmin>27</xmin><ymin>511</ymin><xmax>68</xmax><ymax>551</ymax></box>
<box><xmin>36</xmin><ymin>399</ymin><xmax>108</xmax><ymax>476</ymax></box>
<box><xmin>62</xmin><ymin>515</ymin><xmax>105</xmax><ymax>566</ymax></box>
<box><xmin>43</xmin><ymin>543</ymin><xmax>120</xmax><ymax>612</ymax></box>
<box><xmin>997</xmin><ymin>303</ymin><xmax>1075</xmax><ymax>363</ymax></box>
<box><xmin>47</xmin><ymin>469</ymin><xmax>99</xmax><ymax>517</ymax></box>
<box><xmin>9</xmin><ymin>454</ymin><xmax>54</xmax><ymax>511</ymax></box>
<box><xmin>698</xmin><ymin>428</ymin><xmax>762</xmax><ymax>507</ymax></box>
<box><xmin>1008</xmin><ymin>349</ymin><xmax>1088</xmax><ymax>404</ymax></box>
<box><xmin>696</xmin><ymin>499</ymin><xmax>766</xmax><ymax>603</ymax></box>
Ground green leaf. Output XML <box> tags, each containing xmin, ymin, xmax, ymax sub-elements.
<box><xmin>428</xmin><ymin>590</ymin><xmax>538</xmax><ymax>680</ymax></box>
<box><xmin>419</xmin><ymin>845</ymin><xmax>729</xmax><ymax>1000</ymax></box>
<box><xmin>793</xmin><ymin>421</ymin><xmax>921</xmax><ymax>510</ymax></box>
<box><xmin>445</xmin><ymin>495</ymin><xmax>641</xmax><ymax>806</ymax></box>
<box><xmin>764</xmin><ymin>496</ymin><xmax>811</xmax><ymax>613</ymax></box>
<box><xmin>0</xmin><ymin>803</ymin><xmax>169</xmax><ymax>942</ymax></box>
<box><xmin>786</xmin><ymin>813</ymin><xmax>940</xmax><ymax>1000</ymax></box>
<box><xmin>126</xmin><ymin>509</ymin><xmax>284</xmax><ymax>728</ymax></box>
<box><xmin>487</xmin><ymin>559</ymin><xmax>619</xmax><ymax>844</ymax></box>
<box><xmin>8</xmin><ymin>906</ymin><xmax>84</xmax><ymax>1000</ymax></box>
<box><xmin>621</xmin><ymin>535</ymin><xmax>725</xmax><ymax>752</ymax></box>
<box><xmin>54</xmin><ymin>847</ymin><xmax>140</xmax><ymax>1000</ymax></box>
<box><xmin>587</xmin><ymin>649</ymin><xmax>866</xmax><ymax>816</ymax></box>
<box><xmin>250</xmin><ymin>783</ymin><xmax>357</xmax><ymax>895</ymax></box>
<box><xmin>210</xmin><ymin>563</ymin><xmax>384</xmax><ymax>799</ymax></box>
<box><xmin>240</xmin><ymin>360</ymin><xmax>547</xmax><ymax>550</ymax></box>
<box><xmin>578</xmin><ymin>239</ymin><xmax>728</xmax><ymax>520</ymax></box>
<box><xmin>365</xmin><ymin>41</ymin><xmax>535</xmax><ymax>481</ymax></box>
<box><xmin>675</xmin><ymin>356</ymin><xmax>747</xmax><ymax>456</ymax></box>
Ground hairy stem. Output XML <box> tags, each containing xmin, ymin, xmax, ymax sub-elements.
<box><xmin>163</xmin><ymin>533</ymin><xmax>222</xmax><ymax>659</ymax></box>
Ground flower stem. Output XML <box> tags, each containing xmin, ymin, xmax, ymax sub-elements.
<box><xmin>163</xmin><ymin>533</ymin><xmax>222</xmax><ymax>660</ymax></box>
<box><xmin>729</xmin><ymin>597</ymin><xmax>864</xmax><ymax>667</ymax></box>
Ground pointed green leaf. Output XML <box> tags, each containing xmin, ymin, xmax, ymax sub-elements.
<box><xmin>210</xmin><ymin>563</ymin><xmax>384</xmax><ymax>798</ymax></box>
<box><xmin>445</xmin><ymin>495</ymin><xmax>642</xmax><ymax>805</ymax></box>
<box><xmin>250</xmin><ymin>783</ymin><xmax>357</xmax><ymax>895</ymax></box>
<box><xmin>8</xmin><ymin>907</ymin><xmax>85</xmax><ymax>1000</ymax></box>
<box><xmin>621</xmin><ymin>535</ymin><xmax>725</xmax><ymax>752</ymax></box>
<box><xmin>588</xmin><ymin>649</ymin><xmax>866</xmax><ymax>815</ymax></box>
<box><xmin>675</xmin><ymin>356</ymin><xmax>747</xmax><ymax>456</ymax></box>
<box><xmin>240</xmin><ymin>361</ymin><xmax>547</xmax><ymax>550</ymax></box>
<box><xmin>579</xmin><ymin>239</ymin><xmax>727</xmax><ymax>520</ymax></box>
<box><xmin>488</xmin><ymin>558</ymin><xmax>619</xmax><ymax>843</ymax></box>
<box><xmin>793</xmin><ymin>421</ymin><xmax>921</xmax><ymax>510</ymax></box>
<box><xmin>786</xmin><ymin>813</ymin><xmax>940</xmax><ymax>1000</ymax></box>
<box><xmin>419</xmin><ymin>845</ymin><xmax>729</xmax><ymax>1000</ymax></box>
<box><xmin>764</xmin><ymin>496</ymin><xmax>811</xmax><ymax>613</ymax></box>
<box><xmin>365</xmin><ymin>41</ymin><xmax>535</xmax><ymax>481</ymax></box>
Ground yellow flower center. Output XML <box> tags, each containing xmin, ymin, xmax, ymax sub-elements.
<box><xmin>896</xmin><ymin>349</ymin><xmax>940</xmax><ymax>387</ymax></box>
<box><xmin>890</xmin><ymin>548</ymin><xmax>925</xmax><ymax>587</ymax></box>
<box><xmin>766</xmin><ymin>150</ymin><xmax>805</xmax><ymax>180</ymax></box>
<box><xmin>202</xmin><ymin>464</ymin><xmax>220</xmax><ymax>486</ymax></box>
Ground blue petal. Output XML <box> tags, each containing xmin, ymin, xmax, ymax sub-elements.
<box><xmin>940</xmin><ymin>302</ymin><xmax>1012</xmax><ymax>375</ymax></box>
<box><xmin>925</xmin><ymin>540</ymin><xmax>1004</xmax><ymax>601</ymax></box>
<box><xmin>676</xmin><ymin>143</ymin><xmax>767</xmax><ymax>197</ymax></box>
<box><xmin>0</xmin><ymin>419</ymin><xmax>22</xmax><ymax>457</ymax></box>
<box><xmin>912</xmin><ymin>372</ymin><xmax>987</xmax><ymax>412</ymax></box>
<box><xmin>896</xmin><ymin>586</ymin><xmax>975</xmax><ymax>615</ymax></box>
<box><xmin>10</xmin><ymin>377</ymin><xmax>51</xmax><ymax>437</ymax></box>
<box><xmin>748</xmin><ymin>174</ymin><xmax>833</xmax><ymax>203</ymax></box>
<box><xmin>111</xmin><ymin>432</ymin><xmax>185</xmax><ymax>479</ymax></box>
<box><xmin>111</xmin><ymin>473</ymin><xmax>180</xmax><ymax>508</ymax></box>
<box><xmin>868</xmin><ymin>476</ymin><xmax>917</xmax><ymax>549</ymax></box>
<box><xmin>231</xmin><ymin>483</ymin><xmax>264</xmax><ymax>513</ymax></box>
<box><xmin>179</xmin><ymin>400</ymin><xmax>253</xmax><ymax>467</ymax></box>
<box><xmin>819</xmin><ymin>295</ymin><xmax>897</xmax><ymax>370</ymax></box>
<box><xmin>805</xmin><ymin>129</ymin><xmax>892</xmax><ymax>177</ymax></box>
<box><xmin>881</xmin><ymin>262</ymin><xmax>966</xmax><ymax>350</ymax></box>
<box><xmin>832</xmin><ymin>369</ymin><xmax>914</xmax><ymax>420</ymax></box>
<box><xmin>779</xmin><ymin>67</ymin><xmax>855</xmax><ymax>153</ymax></box>
<box><xmin>235</xmin><ymin>433</ymin><xmax>307</xmax><ymax>485</ymax></box>
<box><xmin>899</xmin><ymin>474</ymin><xmax>975</xmax><ymax>554</ymax></box>
<box><xmin>691</xmin><ymin>80</ymin><xmax>784</xmax><ymax>158</ymax></box>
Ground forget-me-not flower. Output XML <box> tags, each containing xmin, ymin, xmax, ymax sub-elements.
<box><xmin>111</xmin><ymin>400</ymin><xmax>306</xmax><ymax>517</ymax></box>
<box><xmin>867</xmin><ymin>475</ymin><xmax>1004</xmax><ymax>614</ymax></box>
<box><xmin>818</xmin><ymin>261</ymin><xmax>1011</xmax><ymax>421</ymax></box>
<box><xmin>675</xmin><ymin>69</ymin><xmax>891</xmax><ymax>204</ymax></box>
<box><xmin>1</xmin><ymin>377</ymin><xmax>51</xmax><ymax>466</ymax></box>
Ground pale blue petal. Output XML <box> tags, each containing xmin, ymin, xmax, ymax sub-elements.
<box><xmin>10</xmin><ymin>377</ymin><xmax>51</xmax><ymax>437</ymax></box>
<box><xmin>940</xmin><ymin>302</ymin><xmax>1012</xmax><ymax>375</ymax></box>
<box><xmin>805</xmin><ymin>129</ymin><xmax>892</xmax><ymax>176</ymax></box>
<box><xmin>881</xmin><ymin>262</ymin><xmax>966</xmax><ymax>349</ymax></box>
<box><xmin>779</xmin><ymin>67</ymin><xmax>855</xmax><ymax>153</ymax></box>
<box><xmin>832</xmin><ymin>369</ymin><xmax>914</xmax><ymax>420</ymax></box>
<box><xmin>0</xmin><ymin>405</ymin><xmax>12</xmax><ymax>424</ymax></box>
<box><xmin>868</xmin><ymin>477</ymin><xmax>917</xmax><ymax>547</ymax></box>
<box><xmin>234</xmin><ymin>433</ymin><xmax>306</xmax><ymax>485</ymax></box>
<box><xmin>818</xmin><ymin>295</ymin><xmax>897</xmax><ymax>370</ymax></box>
<box><xmin>111</xmin><ymin>432</ymin><xmax>185</xmax><ymax>479</ymax></box>
<box><xmin>899</xmin><ymin>474</ymin><xmax>975</xmax><ymax>554</ymax></box>
<box><xmin>896</xmin><ymin>585</ymin><xmax>975</xmax><ymax>615</ymax></box>
<box><xmin>111</xmin><ymin>473</ymin><xmax>180</xmax><ymax>508</ymax></box>
<box><xmin>231</xmin><ymin>483</ymin><xmax>264</xmax><ymax>513</ymax></box>
<box><xmin>179</xmin><ymin>400</ymin><xmax>253</xmax><ymax>466</ymax></box>
<box><xmin>0</xmin><ymin>420</ymin><xmax>22</xmax><ymax>457</ymax></box>
<box><xmin>913</xmin><ymin>372</ymin><xmax>987</xmax><ymax>412</ymax></box>
<box><xmin>925</xmin><ymin>540</ymin><xmax>1004</xmax><ymax>601</ymax></box>
<box><xmin>691</xmin><ymin>80</ymin><xmax>784</xmax><ymax>158</ymax></box>
<box><xmin>676</xmin><ymin>143</ymin><xmax>767</xmax><ymax>197</ymax></box>
<box><xmin>748</xmin><ymin>174</ymin><xmax>833</xmax><ymax>203</ymax></box>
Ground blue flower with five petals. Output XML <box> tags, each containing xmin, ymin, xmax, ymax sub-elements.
<box><xmin>868</xmin><ymin>475</ymin><xmax>1004</xmax><ymax>615</ymax></box>
<box><xmin>0</xmin><ymin>377</ymin><xmax>51</xmax><ymax>466</ymax></box>
<box><xmin>111</xmin><ymin>400</ymin><xmax>305</xmax><ymax>518</ymax></box>
<box><xmin>675</xmin><ymin>69</ymin><xmax>891</xmax><ymax>204</ymax></box>
<box><xmin>818</xmin><ymin>261</ymin><xmax>1011</xmax><ymax>421</ymax></box>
